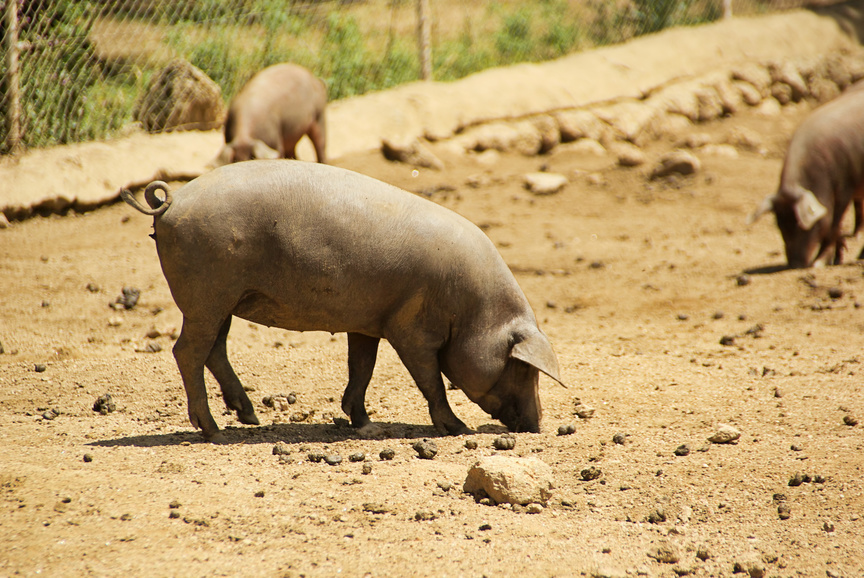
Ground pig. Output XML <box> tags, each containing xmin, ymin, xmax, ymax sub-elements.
<box><xmin>214</xmin><ymin>63</ymin><xmax>327</xmax><ymax>165</ymax></box>
<box><xmin>749</xmin><ymin>81</ymin><xmax>864</xmax><ymax>268</ymax></box>
<box><xmin>121</xmin><ymin>161</ymin><xmax>563</xmax><ymax>443</ymax></box>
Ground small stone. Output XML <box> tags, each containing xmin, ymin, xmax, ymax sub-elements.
<box><xmin>34</xmin><ymin>363</ymin><xmax>47</xmax><ymax>373</ymax></box>
<box><xmin>524</xmin><ymin>172</ymin><xmax>568</xmax><ymax>195</ymax></box>
<box><xmin>117</xmin><ymin>286</ymin><xmax>141</xmax><ymax>310</ymax></box>
<box><xmin>169</xmin><ymin>500</ymin><xmax>181</xmax><ymax>509</ymax></box>
<box><xmin>778</xmin><ymin>503</ymin><xmax>791</xmax><ymax>519</ymax></box>
<box><xmin>650</xmin><ymin>150</ymin><xmax>700</xmax><ymax>179</ymax></box>
<box><xmin>348</xmin><ymin>452</ymin><xmax>366</xmax><ymax>462</ymax></box>
<box><xmin>557</xmin><ymin>424</ymin><xmax>576</xmax><ymax>436</ymax></box>
<box><xmin>720</xmin><ymin>335</ymin><xmax>736</xmax><ymax>346</ymax></box>
<box><xmin>813</xmin><ymin>474</ymin><xmax>827</xmax><ymax>484</ymax></box>
<box><xmin>676</xmin><ymin>313</ymin><xmax>689</xmax><ymax>321</ymax></box>
<box><xmin>612</xmin><ymin>432</ymin><xmax>627</xmax><ymax>445</ymax></box>
<box><xmin>379</xmin><ymin>448</ymin><xmax>396</xmax><ymax>461</ymax></box>
<box><xmin>525</xmin><ymin>503</ymin><xmax>543</xmax><ymax>514</ymax></box>
<box><xmin>414</xmin><ymin>510</ymin><xmax>437</xmax><ymax>521</ymax></box>
<box><xmin>696</xmin><ymin>547</ymin><xmax>711</xmax><ymax>561</ymax></box>
<box><xmin>307</xmin><ymin>452</ymin><xmax>325</xmax><ymax>463</ymax></box>
<box><xmin>362</xmin><ymin>463</ymin><xmax>373</xmax><ymax>475</ymax></box>
<box><xmin>437</xmin><ymin>480</ymin><xmax>452</xmax><ymax>492</ymax></box>
<box><xmin>736</xmin><ymin>274</ymin><xmax>752</xmax><ymax>286</ymax></box>
<box><xmin>580</xmin><ymin>466</ymin><xmax>602</xmax><ymax>481</ymax></box>
<box><xmin>790</xmin><ymin>444</ymin><xmax>803</xmax><ymax>452</ymax></box>
<box><xmin>412</xmin><ymin>439</ymin><xmax>438</xmax><ymax>459</ymax></box>
<box><xmin>788</xmin><ymin>472</ymin><xmax>811</xmax><ymax>486</ymax></box>
<box><xmin>823</xmin><ymin>520</ymin><xmax>835</xmax><ymax>532</ymax></box>
<box><xmin>647</xmin><ymin>508</ymin><xmax>667</xmax><ymax>524</ymax></box>
<box><xmin>324</xmin><ymin>455</ymin><xmax>342</xmax><ymax>466</ymax></box>
<box><xmin>93</xmin><ymin>394</ymin><xmax>116</xmax><ymax>415</ymax></box>
<box><xmin>674</xmin><ymin>444</ymin><xmax>690</xmax><ymax>456</ymax></box>
<box><xmin>272</xmin><ymin>442</ymin><xmax>290</xmax><ymax>456</ymax></box>
<box><xmin>86</xmin><ymin>282</ymin><xmax>100</xmax><ymax>293</ymax></box>
<box><xmin>83</xmin><ymin>453</ymin><xmax>93</xmax><ymax>463</ymax></box>
<box><xmin>464</xmin><ymin>439</ymin><xmax>478</xmax><ymax>450</ymax></box>
<box><xmin>827</xmin><ymin>287</ymin><xmax>844</xmax><ymax>300</ymax></box>
<box><xmin>575</xmin><ymin>404</ymin><xmax>595</xmax><ymax>419</ymax></box>
<box><xmin>41</xmin><ymin>409</ymin><xmax>59</xmax><ymax>421</ymax></box>
<box><xmin>290</xmin><ymin>411</ymin><xmax>309</xmax><ymax>423</ymax></box>
<box><xmin>493</xmin><ymin>434</ymin><xmax>516</xmax><ymax>450</ymax></box>
<box><xmin>169</xmin><ymin>510</ymin><xmax>181</xmax><ymax>519</ymax></box>
<box><xmin>843</xmin><ymin>414</ymin><xmax>858</xmax><ymax>427</ymax></box>
<box><xmin>773</xmin><ymin>386</ymin><xmax>783</xmax><ymax>398</ymax></box>
<box><xmin>708</xmin><ymin>424</ymin><xmax>741</xmax><ymax>444</ymax></box>
<box><xmin>254</xmin><ymin>490</ymin><xmax>265</xmax><ymax>498</ymax></box>
<box><xmin>648</xmin><ymin>541</ymin><xmax>680</xmax><ymax>564</ymax></box>
<box><xmin>362</xmin><ymin>502</ymin><xmax>389</xmax><ymax>514</ymax></box>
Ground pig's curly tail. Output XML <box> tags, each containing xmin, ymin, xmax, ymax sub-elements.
<box><xmin>121</xmin><ymin>181</ymin><xmax>172</xmax><ymax>216</ymax></box>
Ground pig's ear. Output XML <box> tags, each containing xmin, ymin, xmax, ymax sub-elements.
<box><xmin>209</xmin><ymin>145</ymin><xmax>233</xmax><ymax>168</ymax></box>
<box><xmin>252</xmin><ymin>140</ymin><xmax>280</xmax><ymax>160</ymax></box>
<box><xmin>793</xmin><ymin>188</ymin><xmax>827</xmax><ymax>231</ymax></box>
<box><xmin>747</xmin><ymin>194</ymin><xmax>776</xmax><ymax>225</ymax></box>
<box><xmin>510</xmin><ymin>330</ymin><xmax>566</xmax><ymax>387</ymax></box>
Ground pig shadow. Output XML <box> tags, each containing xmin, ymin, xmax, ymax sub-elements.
<box><xmin>87</xmin><ymin>420</ymin><xmax>500</xmax><ymax>448</ymax></box>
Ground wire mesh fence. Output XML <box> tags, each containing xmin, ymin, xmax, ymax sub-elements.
<box><xmin>0</xmin><ymin>0</ymin><xmax>847</xmax><ymax>153</ymax></box>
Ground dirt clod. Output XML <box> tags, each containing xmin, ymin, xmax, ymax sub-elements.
<box><xmin>493</xmin><ymin>434</ymin><xmax>516</xmax><ymax>450</ymax></box>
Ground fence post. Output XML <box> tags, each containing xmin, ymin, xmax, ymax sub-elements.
<box><xmin>4</xmin><ymin>0</ymin><xmax>23</xmax><ymax>154</ymax></box>
<box><xmin>723</xmin><ymin>0</ymin><xmax>732</xmax><ymax>19</ymax></box>
<box><xmin>417</xmin><ymin>0</ymin><xmax>431</xmax><ymax>81</ymax></box>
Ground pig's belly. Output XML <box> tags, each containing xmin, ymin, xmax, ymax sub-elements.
<box><xmin>230</xmin><ymin>290</ymin><xmax>383</xmax><ymax>336</ymax></box>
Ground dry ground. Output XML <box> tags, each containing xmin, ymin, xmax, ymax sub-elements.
<box><xmin>2</xmin><ymin>97</ymin><xmax>864</xmax><ymax>578</ymax></box>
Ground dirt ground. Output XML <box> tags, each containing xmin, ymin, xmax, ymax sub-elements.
<box><xmin>2</xmin><ymin>97</ymin><xmax>864</xmax><ymax>577</ymax></box>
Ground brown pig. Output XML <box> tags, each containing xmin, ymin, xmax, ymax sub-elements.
<box><xmin>214</xmin><ymin>63</ymin><xmax>327</xmax><ymax>165</ymax></box>
<box><xmin>750</xmin><ymin>81</ymin><xmax>864</xmax><ymax>268</ymax></box>
<box><xmin>121</xmin><ymin>161</ymin><xmax>563</xmax><ymax>443</ymax></box>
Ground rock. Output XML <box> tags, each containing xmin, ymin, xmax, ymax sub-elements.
<box><xmin>695</xmin><ymin>87</ymin><xmax>725</xmax><ymax>121</ymax></box>
<box><xmin>612</xmin><ymin>432</ymin><xmax>627</xmax><ymax>445</ymax></box>
<box><xmin>324</xmin><ymin>454</ymin><xmax>343</xmax><ymax>466</ymax></box>
<box><xmin>379</xmin><ymin>448</ymin><xmax>396</xmax><ymax>461</ymax></box>
<box><xmin>83</xmin><ymin>453</ymin><xmax>93</xmax><ymax>463</ymax></box>
<box><xmin>843</xmin><ymin>414</ymin><xmax>858</xmax><ymax>426</ymax></box>
<box><xmin>464</xmin><ymin>439</ymin><xmax>478</xmax><ymax>450</ymax></box>
<box><xmin>93</xmin><ymin>393</ymin><xmax>116</xmax><ymax>415</ymax></box>
<box><xmin>437</xmin><ymin>480</ymin><xmax>452</xmax><ymax>492</ymax></box>
<box><xmin>555</xmin><ymin>110</ymin><xmax>608</xmax><ymax>142</ymax></box>
<box><xmin>272</xmin><ymin>442</ymin><xmax>290</xmax><ymax>456</ymax></box>
<box><xmin>348</xmin><ymin>452</ymin><xmax>366</xmax><ymax>462</ymax></box>
<box><xmin>414</xmin><ymin>510</ymin><xmax>437</xmax><ymax>521</ymax></box>
<box><xmin>647</xmin><ymin>541</ymin><xmax>680</xmax><ymax>564</ymax></box>
<box><xmin>412</xmin><ymin>439</ymin><xmax>438</xmax><ymax>459</ymax></box>
<box><xmin>580</xmin><ymin>466</ymin><xmax>602</xmax><ymax>481</ymax></box>
<box><xmin>736</xmin><ymin>274</ymin><xmax>752</xmax><ymax>286</ymax></box>
<box><xmin>113</xmin><ymin>286</ymin><xmax>141</xmax><ymax>310</ymax></box>
<box><xmin>769</xmin><ymin>61</ymin><xmax>808</xmax><ymax>100</ymax></box>
<box><xmin>708</xmin><ymin>423</ymin><xmax>741</xmax><ymax>444</ymax></box>
<box><xmin>135</xmin><ymin>58</ymin><xmax>224</xmax><ymax>132</ymax></box>
<box><xmin>381</xmin><ymin>138</ymin><xmax>444</xmax><ymax>170</ymax></box>
<box><xmin>463</xmin><ymin>455</ymin><xmax>554</xmax><ymax>505</ymax></box>
<box><xmin>557</xmin><ymin>424</ymin><xmax>576</xmax><ymax>436</ymax></box>
<box><xmin>361</xmin><ymin>463</ymin><xmax>373</xmax><ymax>475</ymax></box>
<box><xmin>611</xmin><ymin>142</ymin><xmax>646</xmax><ymax>167</ymax></box>
<box><xmin>531</xmin><ymin>115</ymin><xmax>560</xmax><ymax>153</ymax></box>
<box><xmin>674</xmin><ymin>444</ymin><xmax>690</xmax><ymax>456</ymax></box>
<box><xmin>650</xmin><ymin>150</ymin><xmax>701</xmax><ymax>179</ymax></box>
<box><xmin>731</xmin><ymin>63</ymin><xmax>772</xmax><ymax>96</ymax></box>
<box><xmin>524</xmin><ymin>172</ymin><xmax>568</xmax><ymax>195</ymax></box>
<box><xmin>34</xmin><ymin>363</ymin><xmax>47</xmax><ymax>373</ymax></box>
<box><xmin>307</xmin><ymin>452</ymin><xmax>325</xmax><ymax>463</ymax></box>
<box><xmin>734</xmin><ymin>80</ymin><xmax>763</xmax><ymax>106</ymax></box>
<box><xmin>574</xmin><ymin>403</ymin><xmax>595</xmax><ymax>419</ymax></box>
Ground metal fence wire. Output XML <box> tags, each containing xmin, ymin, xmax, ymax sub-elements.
<box><xmin>0</xmin><ymin>0</ymin><xmax>846</xmax><ymax>153</ymax></box>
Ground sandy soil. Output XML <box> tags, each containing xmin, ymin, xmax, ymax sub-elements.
<box><xmin>2</xmin><ymin>96</ymin><xmax>864</xmax><ymax>577</ymax></box>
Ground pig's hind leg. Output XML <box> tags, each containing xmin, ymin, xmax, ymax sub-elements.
<box><xmin>205</xmin><ymin>316</ymin><xmax>259</xmax><ymax>426</ymax></box>
<box><xmin>342</xmin><ymin>333</ymin><xmax>380</xmax><ymax>436</ymax></box>
<box><xmin>173</xmin><ymin>315</ymin><xmax>230</xmax><ymax>442</ymax></box>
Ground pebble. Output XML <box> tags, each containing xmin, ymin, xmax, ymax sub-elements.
<box><xmin>41</xmin><ymin>408</ymin><xmax>59</xmax><ymax>421</ymax></box>
<box><xmin>647</xmin><ymin>541</ymin><xmax>680</xmax><ymax>564</ymax></box>
<box><xmin>493</xmin><ymin>434</ymin><xmax>516</xmax><ymax>450</ymax></box>
<box><xmin>437</xmin><ymin>480</ymin><xmax>452</xmax><ymax>492</ymax></box>
<box><xmin>823</xmin><ymin>520</ymin><xmax>835</xmax><ymax>532</ymax></box>
<box><xmin>307</xmin><ymin>452</ymin><xmax>325</xmax><ymax>463</ymax></box>
<box><xmin>82</xmin><ymin>453</ymin><xmax>93</xmax><ymax>463</ymax></box>
<box><xmin>348</xmin><ymin>452</ymin><xmax>366</xmax><ymax>462</ymax></box>
<box><xmin>612</xmin><ymin>432</ymin><xmax>627</xmax><ymax>445</ymax></box>
<box><xmin>736</xmin><ymin>274</ymin><xmax>752</xmax><ymax>286</ymax></box>
<box><xmin>324</xmin><ymin>455</ymin><xmax>343</xmax><ymax>466</ymax></box>
<box><xmin>788</xmin><ymin>472</ymin><xmax>811</xmax><ymax>486</ymax></box>
<box><xmin>464</xmin><ymin>439</ymin><xmax>478</xmax><ymax>450</ymax></box>
<box><xmin>414</xmin><ymin>510</ymin><xmax>437</xmax><ymax>521</ymax></box>
<box><xmin>574</xmin><ymin>404</ymin><xmax>595</xmax><ymax>419</ymax></box>
<box><xmin>827</xmin><ymin>287</ymin><xmax>844</xmax><ymax>300</ymax></box>
<box><xmin>254</xmin><ymin>490</ymin><xmax>265</xmax><ymax>498</ymax></box>
<box><xmin>557</xmin><ymin>424</ymin><xmax>576</xmax><ymax>436</ymax></box>
<box><xmin>778</xmin><ymin>503</ymin><xmax>791</xmax><ymax>520</ymax></box>
<box><xmin>580</xmin><ymin>466</ymin><xmax>602</xmax><ymax>481</ymax></box>
<box><xmin>93</xmin><ymin>393</ymin><xmax>116</xmax><ymax>415</ymax></box>
<box><xmin>34</xmin><ymin>363</ymin><xmax>47</xmax><ymax>373</ymax></box>
<box><xmin>169</xmin><ymin>500</ymin><xmax>181</xmax><ymax>509</ymax></box>
<box><xmin>525</xmin><ymin>503</ymin><xmax>543</xmax><ymax>514</ymax></box>
<box><xmin>272</xmin><ymin>442</ymin><xmax>290</xmax><ymax>456</ymax></box>
<box><xmin>719</xmin><ymin>335</ymin><xmax>736</xmax><ymax>346</ymax></box>
<box><xmin>169</xmin><ymin>510</ymin><xmax>181</xmax><ymax>519</ymax></box>
<box><xmin>708</xmin><ymin>424</ymin><xmax>741</xmax><ymax>444</ymax></box>
<box><xmin>790</xmin><ymin>444</ymin><xmax>803</xmax><ymax>452</ymax></box>
<box><xmin>674</xmin><ymin>444</ymin><xmax>690</xmax><ymax>456</ymax></box>
<box><xmin>362</xmin><ymin>463</ymin><xmax>373</xmax><ymax>475</ymax></box>
<box><xmin>412</xmin><ymin>439</ymin><xmax>438</xmax><ymax>459</ymax></box>
<box><xmin>843</xmin><ymin>414</ymin><xmax>858</xmax><ymax>426</ymax></box>
<box><xmin>379</xmin><ymin>448</ymin><xmax>396</xmax><ymax>461</ymax></box>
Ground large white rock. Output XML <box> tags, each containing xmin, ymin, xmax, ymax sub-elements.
<box><xmin>463</xmin><ymin>455</ymin><xmax>554</xmax><ymax>505</ymax></box>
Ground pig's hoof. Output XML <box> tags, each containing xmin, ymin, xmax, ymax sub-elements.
<box><xmin>356</xmin><ymin>423</ymin><xmax>384</xmax><ymax>438</ymax></box>
<box><xmin>237</xmin><ymin>410</ymin><xmax>259</xmax><ymax>425</ymax></box>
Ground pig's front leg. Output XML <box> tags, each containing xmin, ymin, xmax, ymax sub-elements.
<box><xmin>342</xmin><ymin>333</ymin><xmax>380</xmax><ymax>436</ymax></box>
<box><xmin>394</xmin><ymin>344</ymin><xmax>472</xmax><ymax>436</ymax></box>
<box><xmin>205</xmin><ymin>316</ymin><xmax>259</xmax><ymax>426</ymax></box>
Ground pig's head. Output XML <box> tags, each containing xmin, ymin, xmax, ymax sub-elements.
<box><xmin>750</xmin><ymin>185</ymin><xmax>829</xmax><ymax>268</ymax></box>
<box><xmin>460</xmin><ymin>328</ymin><xmax>563</xmax><ymax>433</ymax></box>
<box><xmin>212</xmin><ymin>140</ymin><xmax>280</xmax><ymax>166</ymax></box>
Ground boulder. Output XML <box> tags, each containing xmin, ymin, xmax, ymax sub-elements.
<box><xmin>463</xmin><ymin>456</ymin><xmax>554</xmax><ymax>505</ymax></box>
<box><xmin>135</xmin><ymin>59</ymin><xmax>225</xmax><ymax>132</ymax></box>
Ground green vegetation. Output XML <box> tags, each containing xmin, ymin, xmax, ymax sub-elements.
<box><xmin>2</xmin><ymin>0</ymin><xmax>723</xmax><ymax>151</ymax></box>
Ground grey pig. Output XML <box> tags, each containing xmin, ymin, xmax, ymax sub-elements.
<box><xmin>214</xmin><ymin>63</ymin><xmax>327</xmax><ymax>165</ymax></box>
<box><xmin>121</xmin><ymin>161</ymin><xmax>563</xmax><ymax>443</ymax></box>
<box><xmin>750</xmin><ymin>81</ymin><xmax>864</xmax><ymax>268</ymax></box>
